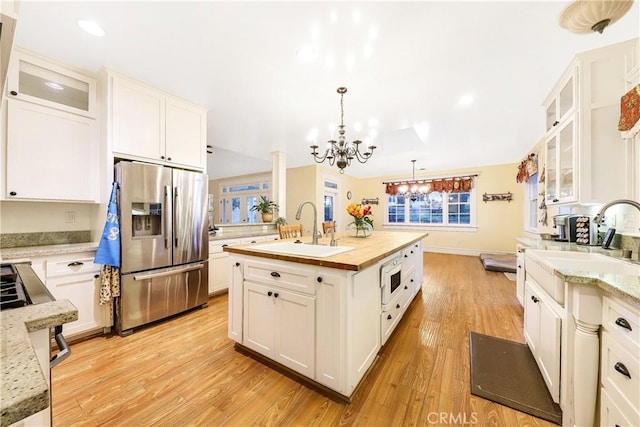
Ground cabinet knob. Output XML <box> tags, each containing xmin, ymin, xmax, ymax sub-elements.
<box><xmin>387</xmin><ymin>314</ymin><xmax>392</xmax><ymax>320</ymax></box>
<box><xmin>267</xmin><ymin>291</ymin><xmax>273</xmax><ymax>297</ymax></box>
<box><xmin>411</xmin><ymin>279</ymin><xmax>414</xmax><ymax>282</ymax></box>
<box><xmin>160</xmin><ymin>156</ymin><xmax>165</xmax><ymax>160</ymax></box>
<box><xmin>614</xmin><ymin>362</ymin><xmax>631</xmax><ymax>379</ymax></box>
<box><xmin>167</xmin><ymin>157</ymin><xmax>172</xmax><ymax>161</ymax></box>
<box><xmin>531</xmin><ymin>295</ymin><xmax>539</xmax><ymax>303</ymax></box>
<box><xmin>274</xmin><ymin>292</ymin><xmax>279</xmax><ymax>298</ymax></box>
<box><xmin>404</xmin><ymin>254</ymin><xmax>408</xmax><ymax>258</ymax></box>
<box><xmin>396</xmin><ymin>303</ymin><xmax>400</xmax><ymax>309</ymax></box>
<box><xmin>316</xmin><ymin>277</ymin><xmax>323</xmax><ymax>283</ymax></box>
<box><xmin>10</xmin><ymin>90</ymin><xmax>17</xmax><ymax>96</ymax></box>
<box><xmin>67</xmin><ymin>261</ymin><xmax>84</xmax><ymax>267</ymax></box>
<box><xmin>614</xmin><ymin>317</ymin><xmax>632</xmax><ymax>331</ymax></box>
<box><xmin>235</xmin><ymin>262</ymin><xmax>240</xmax><ymax>267</ymax></box>
<box><xmin>270</xmin><ymin>271</ymin><xmax>281</xmax><ymax>278</ymax></box>
<box><xmin>552</xmin><ymin>198</ymin><xmax>559</xmax><ymax>203</ymax></box>
<box><xmin>410</xmin><ymin>250</ymin><xmax>414</xmax><ymax>254</ymax></box>
<box><xmin>9</xmin><ymin>191</ymin><xmax>17</xmax><ymax>196</ymax></box>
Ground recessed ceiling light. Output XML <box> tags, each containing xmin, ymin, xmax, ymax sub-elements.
<box><xmin>458</xmin><ymin>94</ymin><xmax>474</xmax><ymax>106</ymax></box>
<box><xmin>45</xmin><ymin>81</ymin><xmax>64</xmax><ymax>90</ymax></box>
<box><xmin>78</xmin><ymin>20</ymin><xmax>105</xmax><ymax>36</ymax></box>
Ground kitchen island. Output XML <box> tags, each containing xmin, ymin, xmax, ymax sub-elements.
<box><xmin>224</xmin><ymin>230</ymin><xmax>427</xmax><ymax>400</ymax></box>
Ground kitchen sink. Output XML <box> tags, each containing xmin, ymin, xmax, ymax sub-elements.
<box><xmin>254</xmin><ymin>242</ymin><xmax>355</xmax><ymax>258</ymax></box>
<box><xmin>527</xmin><ymin>250</ymin><xmax>640</xmax><ymax>276</ymax></box>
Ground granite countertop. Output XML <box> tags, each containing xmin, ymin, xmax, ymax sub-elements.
<box><xmin>0</xmin><ymin>242</ymin><xmax>99</xmax><ymax>262</ymax></box>
<box><xmin>224</xmin><ymin>230</ymin><xmax>428</xmax><ymax>271</ymax></box>
<box><xmin>517</xmin><ymin>237</ymin><xmax>640</xmax><ymax>308</ymax></box>
<box><xmin>209</xmin><ymin>229</ymin><xmax>279</xmax><ymax>241</ymax></box>
<box><xmin>1</xmin><ymin>300</ymin><xmax>78</xmax><ymax>426</ymax></box>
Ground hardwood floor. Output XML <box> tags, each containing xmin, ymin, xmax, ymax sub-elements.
<box><xmin>52</xmin><ymin>253</ymin><xmax>556</xmax><ymax>426</ymax></box>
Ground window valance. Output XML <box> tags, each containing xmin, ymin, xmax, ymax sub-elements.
<box><xmin>516</xmin><ymin>153</ymin><xmax>537</xmax><ymax>183</ymax></box>
<box><xmin>383</xmin><ymin>175</ymin><xmax>475</xmax><ymax>195</ymax></box>
<box><xmin>619</xmin><ymin>83</ymin><xmax>640</xmax><ymax>139</ymax></box>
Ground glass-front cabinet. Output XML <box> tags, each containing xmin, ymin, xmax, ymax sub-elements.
<box><xmin>545</xmin><ymin>71</ymin><xmax>575</xmax><ymax>133</ymax></box>
<box><xmin>7</xmin><ymin>48</ymin><xmax>96</xmax><ymax>117</ymax></box>
<box><xmin>545</xmin><ymin>116</ymin><xmax>576</xmax><ymax>204</ymax></box>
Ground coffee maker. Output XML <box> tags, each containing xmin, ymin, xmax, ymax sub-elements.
<box><xmin>552</xmin><ymin>214</ymin><xmax>569</xmax><ymax>241</ymax></box>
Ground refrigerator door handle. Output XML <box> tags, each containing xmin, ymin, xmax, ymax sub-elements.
<box><xmin>174</xmin><ymin>186</ymin><xmax>179</xmax><ymax>248</ymax></box>
<box><xmin>164</xmin><ymin>185</ymin><xmax>171</xmax><ymax>249</ymax></box>
<box><xmin>132</xmin><ymin>263</ymin><xmax>205</xmax><ymax>281</ymax></box>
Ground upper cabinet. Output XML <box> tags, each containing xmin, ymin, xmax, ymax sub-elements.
<box><xmin>2</xmin><ymin>49</ymin><xmax>100</xmax><ymax>202</ymax></box>
<box><xmin>544</xmin><ymin>38</ymin><xmax>639</xmax><ymax>205</ymax></box>
<box><xmin>6</xmin><ymin>49</ymin><xmax>96</xmax><ymax>118</ymax></box>
<box><xmin>102</xmin><ymin>70</ymin><xmax>207</xmax><ymax>171</ymax></box>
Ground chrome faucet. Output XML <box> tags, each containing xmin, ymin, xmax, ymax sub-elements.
<box><xmin>593</xmin><ymin>199</ymin><xmax>640</xmax><ymax>226</ymax></box>
<box><xmin>295</xmin><ymin>201</ymin><xmax>321</xmax><ymax>245</ymax></box>
<box><xmin>327</xmin><ymin>226</ymin><xmax>338</xmax><ymax>246</ymax></box>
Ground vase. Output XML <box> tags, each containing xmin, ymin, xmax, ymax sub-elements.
<box><xmin>261</xmin><ymin>213</ymin><xmax>273</xmax><ymax>223</ymax></box>
<box><xmin>347</xmin><ymin>221</ymin><xmax>373</xmax><ymax>238</ymax></box>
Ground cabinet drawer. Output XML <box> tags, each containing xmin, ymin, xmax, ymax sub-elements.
<box><xmin>601</xmin><ymin>332</ymin><xmax>640</xmax><ymax>415</ymax></box>
<box><xmin>210</xmin><ymin>239</ymin><xmax>240</xmax><ymax>254</ymax></box>
<box><xmin>46</xmin><ymin>255</ymin><xmax>100</xmax><ymax>278</ymax></box>
<box><xmin>381</xmin><ymin>295</ymin><xmax>403</xmax><ymax>345</ymax></box>
<box><xmin>244</xmin><ymin>259</ymin><xmax>316</xmax><ymax>295</ymax></box>
<box><xmin>601</xmin><ymin>385</ymin><xmax>639</xmax><ymax>427</ymax></box>
<box><xmin>603</xmin><ymin>296</ymin><xmax>640</xmax><ymax>354</ymax></box>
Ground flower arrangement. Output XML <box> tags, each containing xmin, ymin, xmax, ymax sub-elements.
<box><xmin>346</xmin><ymin>203</ymin><xmax>373</xmax><ymax>237</ymax></box>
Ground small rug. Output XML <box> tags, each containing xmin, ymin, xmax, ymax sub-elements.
<box><xmin>469</xmin><ymin>332</ymin><xmax>562</xmax><ymax>425</ymax></box>
<box><xmin>503</xmin><ymin>272</ymin><xmax>517</xmax><ymax>281</ymax></box>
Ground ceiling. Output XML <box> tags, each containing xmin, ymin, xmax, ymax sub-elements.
<box><xmin>13</xmin><ymin>1</ymin><xmax>640</xmax><ymax>180</ymax></box>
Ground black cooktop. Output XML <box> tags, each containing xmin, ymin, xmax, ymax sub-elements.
<box><xmin>0</xmin><ymin>264</ymin><xmax>29</xmax><ymax>309</ymax></box>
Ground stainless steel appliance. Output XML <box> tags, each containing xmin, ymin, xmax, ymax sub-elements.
<box><xmin>552</xmin><ymin>214</ymin><xmax>569</xmax><ymax>241</ymax></box>
<box><xmin>1</xmin><ymin>262</ymin><xmax>71</xmax><ymax>426</ymax></box>
<box><xmin>380</xmin><ymin>256</ymin><xmax>402</xmax><ymax>309</ymax></box>
<box><xmin>115</xmin><ymin>161</ymin><xmax>209</xmax><ymax>335</ymax></box>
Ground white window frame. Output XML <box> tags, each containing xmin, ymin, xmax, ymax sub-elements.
<box><xmin>218</xmin><ymin>177</ymin><xmax>270</xmax><ymax>224</ymax></box>
<box><xmin>383</xmin><ymin>186</ymin><xmax>478</xmax><ymax>232</ymax></box>
<box><xmin>524</xmin><ymin>173</ymin><xmax>539</xmax><ymax>233</ymax></box>
<box><xmin>323</xmin><ymin>176</ymin><xmax>340</xmax><ymax>228</ymax></box>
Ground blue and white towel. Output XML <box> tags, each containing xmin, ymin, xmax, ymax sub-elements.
<box><xmin>94</xmin><ymin>182</ymin><xmax>121</xmax><ymax>304</ymax></box>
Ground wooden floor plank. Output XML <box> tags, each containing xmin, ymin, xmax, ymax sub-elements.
<box><xmin>51</xmin><ymin>253</ymin><xmax>556</xmax><ymax>426</ymax></box>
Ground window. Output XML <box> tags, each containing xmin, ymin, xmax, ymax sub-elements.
<box><xmin>386</xmin><ymin>189</ymin><xmax>475</xmax><ymax>227</ymax></box>
<box><xmin>219</xmin><ymin>179</ymin><xmax>270</xmax><ymax>224</ymax></box>
<box><xmin>323</xmin><ymin>178</ymin><xmax>339</xmax><ymax>222</ymax></box>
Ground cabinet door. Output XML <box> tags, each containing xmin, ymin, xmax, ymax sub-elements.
<box><xmin>545</xmin><ymin>116</ymin><xmax>576</xmax><ymax>204</ymax></box>
<box><xmin>6</xmin><ymin>99</ymin><xmax>98</xmax><ymax>201</ymax></box>
<box><xmin>228</xmin><ymin>258</ymin><xmax>243</xmax><ymax>343</ymax></box>
<box><xmin>111</xmin><ymin>75</ymin><xmax>164</xmax><ymax>161</ymax></box>
<box><xmin>165</xmin><ymin>96</ymin><xmax>206</xmax><ymax>169</ymax></box>
<box><xmin>274</xmin><ymin>287</ymin><xmax>315</xmax><ymax>377</ymax></box>
<box><xmin>537</xmin><ymin>298</ymin><xmax>561</xmax><ymax>402</ymax></box>
<box><xmin>208</xmin><ymin>253</ymin><xmax>230</xmax><ymax>294</ymax></box>
<box><xmin>524</xmin><ymin>282</ymin><xmax>540</xmax><ymax>352</ymax></box>
<box><xmin>243</xmin><ymin>281</ymin><xmax>276</xmax><ymax>356</ymax></box>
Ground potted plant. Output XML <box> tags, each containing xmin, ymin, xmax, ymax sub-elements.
<box><xmin>250</xmin><ymin>196</ymin><xmax>279</xmax><ymax>222</ymax></box>
<box><xmin>275</xmin><ymin>217</ymin><xmax>287</xmax><ymax>226</ymax></box>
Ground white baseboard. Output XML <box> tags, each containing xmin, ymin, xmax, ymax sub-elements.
<box><xmin>423</xmin><ymin>247</ymin><xmax>515</xmax><ymax>257</ymax></box>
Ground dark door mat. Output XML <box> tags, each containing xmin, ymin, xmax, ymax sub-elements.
<box><xmin>469</xmin><ymin>332</ymin><xmax>562</xmax><ymax>425</ymax></box>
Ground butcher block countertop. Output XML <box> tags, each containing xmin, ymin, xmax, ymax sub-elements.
<box><xmin>224</xmin><ymin>230</ymin><xmax>428</xmax><ymax>271</ymax></box>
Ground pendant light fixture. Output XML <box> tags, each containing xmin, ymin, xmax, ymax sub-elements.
<box><xmin>397</xmin><ymin>160</ymin><xmax>429</xmax><ymax>201</ymax></box>
<box><xmin>310</xmin><ymin>87</ymin><xmax>376</xmax><ymax>174</ymax></box>
<box><xmin>559</xmin><ymin>0</ymin><xmax>634</xmax><ymax>34</ymax></box>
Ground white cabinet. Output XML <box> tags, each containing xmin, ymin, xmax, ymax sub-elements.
<box><xmin>5</xmin><ymin>98</ymin><xmax>99</xmax><ymax>201</ymax></box>
<box><xmin>243</xmin><ymin>279</ymin><xmax>315</xmax><ymax>378</ymax></box>
<box><xmin>7</xmin><ymin>48</ymin><xmax>96</xmax><ymax>118</ymax></box>
<box><xmin>516</xmin><ymin>245</ymin><xmax>525</xmax><ymax>306</ymax></box>
<box><xmin>543</xmin><ymin>38</ymin><xmax>638</xmax><ymax>205</ymax></box>
<box><xmin>105</xmin><ymin>70</ymin><xmax>207</xmax><ymax>170</ymax></box>
<box><xmin>39</xmin><ymin>252</ymin><xmax>111</xmax><ymax>338</ymax></box>
<box><xmin>524</xmin><ymin>279</ymin><xmax>561</xmax><ymax>403</ymax></box>
<box><xmin>600</xmin><ymin>295</ymin><xmax>640</xmax><ymax>426</ymax></box>
<box><xmin>228</xmin><ymin>257</ymin><xmax>243</xmax><ymax>343</ymax></box>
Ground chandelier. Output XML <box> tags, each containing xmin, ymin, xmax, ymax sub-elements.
<box><xmin>310</xmin><ymin>87</ymin><xmax>376</xmax><ymax>174</ymax></box>
<box><xmin>397</xmin><ymin>160</ymin><xmax>429</xmax><ymax>201</ymax></box>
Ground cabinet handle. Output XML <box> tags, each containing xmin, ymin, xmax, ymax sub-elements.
<box><xmin>270</xmin><ymin>271</ymin><xmax>281</xmax><ymax>278</ymax></box>
<box><xmin>553</xmin><ymin>120</ymin><xmax>559</xmax><ymax>127</ymax></box>
<box><xmin>410</xmin><ymin>250</ymin><xmax>413</xmax><ymax>254</ymax></box>
<box><xmin>411</xmin><ymin>279</ymin><xmax>414</xmax><ymax>282</ymax></box>
<box><xmin>160</xmin><ymin>155</ymin><xmax>165</xmax><ymax>160</ymax></box>
<box><xmin>267</xmin><ymin>291</ymin><xmax>272</xmax><ymax>296</ymax></box>
<box><xmin>615</xmin><ymin>317</ymin><xmax>632</xmax><ymax>331</ymax></box>
<box><xmin>552</xmin><ymin>198</ymin><xmax>559</xmax><ymax>203</ymax></box>
<box><xmin>235</xmin><ymin>262</ymin><xmax>240</xmax><ymax>267</ymax></box>
<box><xmin>10</xmin><ymin>90</ymin><xmax>17</xmax><ymax>96</ymax></box>
<box><xmin>531</xmin><ymin>295</ymin><xmax>539</xmax><ymax>303</ymax></box>
<box><xmin>9</xmin><ymin>191</ymin><xmax>17</xmax><ymax>196</ymax></box>
<box><xmin>396</xmin><ymin>303</ymin><xmax>400</xmax><ymax>309</ymax></box>
<box><xmin>167</xmin><ymin>157</ymin><xmax>172</xmax><ymax>161</ymax></box>
<box><xmin>614</xmin><ymin>362</ymin><xmax>631</xmax><ymax>379</ymax></box>
<box><xmin>251</xmin><ymin>240</ymin><xmax>257</xmax><ymax>243</ymax></box>
<box><xmin>67</xmin><ymin>261</ymin><xmax>84</xmax><ymax>267</ymax></box>
<box><xmin>222</xmin><ymin>244</ymin><xmax>228</xmax><ymax>247</ymax></box>
<box><xmin>404</xmin><ymin>254</ymin><xmax>408</xmax><ymax>258</ymax></box>
<box><xmin>404</xmin><ymin>285</ymin><xmax>408</xmax><ymax>290</ymax></box>
<box><xmin>316</xmin><ymin>277</ymin><xmax>323</xmax><ymax>283</ymax></box>
<box><xmin>274</xmin><ymin>292</ymin><xmax>279</xmax><ymax>298</ymax></box>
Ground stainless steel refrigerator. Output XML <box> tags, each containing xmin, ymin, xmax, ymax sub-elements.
<box><xmin>115</xmin><ymin>161</ymin><xmax>209</xmax><ymax>335</ymax></box>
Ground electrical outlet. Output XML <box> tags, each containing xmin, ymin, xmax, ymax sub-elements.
<box><xmin>65</xmin><ymin>211</ymin><xmax>76</xmax><ymax>223</ymax></box>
